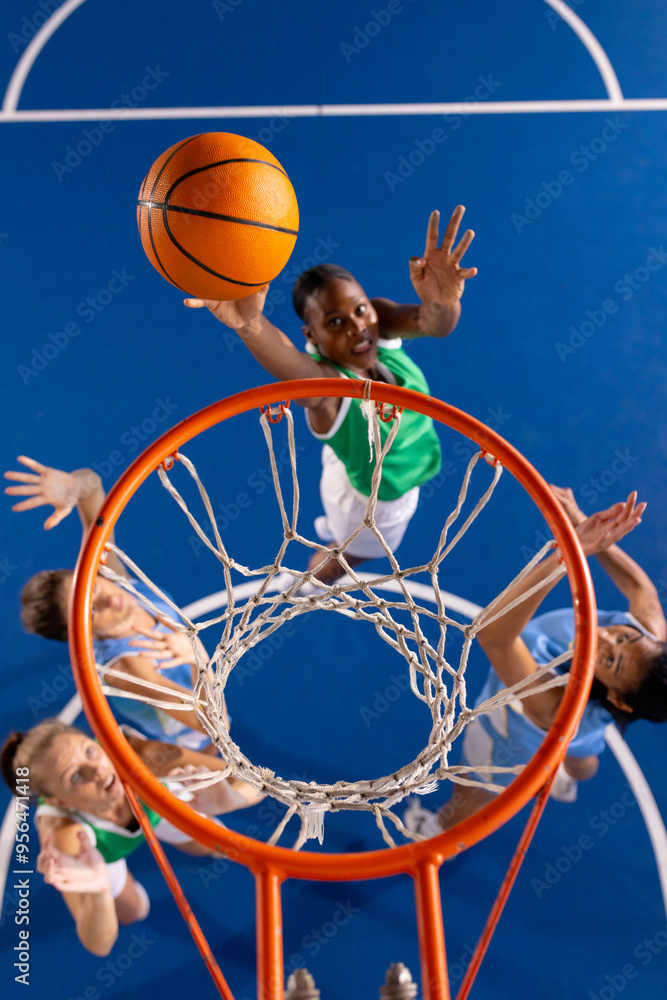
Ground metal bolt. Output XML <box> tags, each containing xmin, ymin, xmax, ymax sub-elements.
<box><xmin>286</xmin><ymin>968</ymin><xmax>321</xmax><ymax>999</ymax></box>
<box><xmin>380</xmin><ymin>962</ymin><xmax>418</xmax><ymax>999</ymax></box>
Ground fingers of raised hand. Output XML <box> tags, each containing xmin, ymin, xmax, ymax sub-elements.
<box><xmin>130</xmin><ymin>624</ymin><xmax>162</xmax><ymax>638</ymax></box>
<box><xmin>183</xmin><ymin>298</ymin><xmax>207</xmax><ymax>309</ymax></box>
<box><xmin>7</xmin><ymin>495</ymin><xmax>50</xmax><ymax>513</ymax></box>
<box><xmin>450</xmin><ymin>226</ymin><xmax>475</xmax><ymax>263</ymax></box>
<box><xmin>439</xmin><ymin>205</ymin><xmax>465</xmax><ymax>253</ymax></box>
<box><xmin>154</xmin><ymin>614</ymin><xmax>179</xmax><ymax>632</ymax></box>
<box><xmin>423</xmin><ymin>210</ymin><xmax>440</xmax><ymax>255</ymax></box>
<box><xmin>43</xmin><ymin>508</ymin><xmax>73</xmax><ymax>531</ymax></box>
<box><xmin>4</xmin><ymin>470</ymin><xmax>43</xmax><ymax>486</ymax></box>
<box><xmin>16</xmin><ymin>455</ymin><xmax>49</xmax><ymax>473</ymax></box>
<box><xmin>128</xmin><ymin>637</ymin><xmax>163</xmax><ymax>651</ymax></box>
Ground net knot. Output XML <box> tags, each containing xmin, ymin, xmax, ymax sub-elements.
<box><xmin>360</xmin><ymin>380</ymin><xmax>376</xmax><ymax>461</ymax></box>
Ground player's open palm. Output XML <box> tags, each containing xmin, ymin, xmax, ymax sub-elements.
<box><xmin>184</xmin><ymin>286</ymin><xmax>269</xmax><ymax>330</ymax></box>
<box><xmin>38</xmin><ymin>831</ymin><xmax>110</xmax><ymax>894</ymax></box>
<box><xmin>409</xmin><ymin>205</ymin><xmax>477</xmax><ymax>307</ymax></box>
<box><xmin>575</xmin><ymin>492</ymin><xmax>646</xmax><ymax>557</ymax></box>
<box><xmin>4</xmin><ymin>455</ymin><xmax>82</xmax><ymax>530</ymax></box>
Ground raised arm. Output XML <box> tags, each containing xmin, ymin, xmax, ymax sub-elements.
<box><xmin>3</xmin><ymin>456</ymin><xmax>126</xmax><ymax>577</ymax></box>
<box><xmin>184</xmin><ymin>287</ymin><xmax>331</xmax><ymax>409</ymax></box>
<box><xmin>551</xmin><ymin>486</ymin><xmax>666</xmax><ymax>641</ymax></box>
<box><xmin>36</xmin><ymin>825</ymin><xmax>118</xmax><ymax>956</ymax></box>
<box><xmin>476</xmin><ymin>494</ymin><xmax>646</xmax><ymax>727</ymax></box>
<box><xmin>373</xmin><ymin>205</ymin><xmax>477</xmax><ymax>340</ymax></box>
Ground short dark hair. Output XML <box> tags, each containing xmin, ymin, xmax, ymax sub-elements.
<box><xmin>21</xmin><ymin>570</ymin><xmax>72</xmax><ymax>641</ymax></box>
<box><xmin>591</xmin><ymin>644</ymin><xmax>667</xmax><ymax>728</ymax></box>
<box><xmin>292</xmin><ymin>264</ymin><xmax>358</xmax><ymax>321</ymax></box>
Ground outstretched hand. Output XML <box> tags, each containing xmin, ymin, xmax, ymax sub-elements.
<box><xmin>37</xmin><ymin>831</ymin><xmax>110</xmax><ymax>894</ymax></box>
<box><xmin>409</xmin><ymin>206</ymin><xmax>477</xmax><ymax>306</ymax></box>
<box><xmin>4</xmin><ymin>456</ymin><xmax>97</xmax><ymax>530</ymax></box>
<box><xmin>184</xmin><ymin>286</ymin><xmax>269</xmax><ymax>331</ymax></box>
<box><xmin>575</xmin><ymin>492</ymin><xmax>646</xmax><ymax>557</ymax></box>
<box><xmin>129</xmin><ymin>621</ymin><xmax>204</xmax><ymax>668</ymax></box>
<box><xmin>550</xmin><ymin>484</ymin><xmax>586</xmax><ymax>527</ymax></box>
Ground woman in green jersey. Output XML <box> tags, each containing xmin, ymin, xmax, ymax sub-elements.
<box><xmin>2</xmin><ymin>721</ymin><xmax>260</xmax><ymax>955</ymax></box>
<box><xmin>185</xmin><ymin>206</ymin><xmax>477</xmax><ymax>585</ymax></box>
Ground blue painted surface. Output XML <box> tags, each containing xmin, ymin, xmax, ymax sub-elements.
<box><xmin>1</xmin><ymin>2</ymin><xmax>667</xmax><ymax>998</ymax></box>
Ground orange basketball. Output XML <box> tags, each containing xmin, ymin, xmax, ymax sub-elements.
<box><xmin>137</xmin><ymin>132</ymin><xmax>299</xmax><ymax>300</ymax></box>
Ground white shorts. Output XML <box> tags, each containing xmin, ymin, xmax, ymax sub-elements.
<box><xmin>316</xmin><ymin>445</ymin><xmax>420</xmax><ymax>559</ymax></box>
<box><xmin>107</xmin><ymin>858</ymin><xmax>129</xmax><ymax>897</ymax></box>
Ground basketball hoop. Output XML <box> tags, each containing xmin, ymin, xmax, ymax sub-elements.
<box><xmin>69</xmin><ymin>378</ymin><xmax>597</xmax><ymax>1000</ymax></box>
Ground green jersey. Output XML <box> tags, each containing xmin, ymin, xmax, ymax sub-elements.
<box><xmin>36</xmin><ymin>800</ymin><xmax>163</xmax><ymax>863</ymax></box>
<box><xmin>307</xmin><ymin>343</ymin><xmax>441</xmax><ymax>501</ymax></box>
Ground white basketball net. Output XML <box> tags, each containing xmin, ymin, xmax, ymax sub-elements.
<box><xmin>95</xmin><ymin>396</ymin><xmax>571</xmax><ymax>850</ymax></box>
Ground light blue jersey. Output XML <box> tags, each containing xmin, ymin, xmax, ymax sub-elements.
<box><xmin>93</xmin><ymin>579</ymin><xmax>211</xmax><ymax>750</ymax></box>
<box><xmin>469</xmin><ymin>609</ymin><xmax>632</xmax><ymax>786</ymax></box>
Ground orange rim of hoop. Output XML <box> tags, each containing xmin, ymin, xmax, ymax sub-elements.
<box><xmin>69</xmin><ymin>376</ymin><xmax>596</xmax><ymax>983</ymax></box>
<box><xmin>70</xmin><ymin>378</ymin><xmax>596</xmax><ymax>878</ymax></box>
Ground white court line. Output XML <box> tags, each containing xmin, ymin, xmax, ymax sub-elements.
<box><xmin>2</xmin><ymin>579</ymin><xmax>666</xmax><ymax>921</ymax></box>
<box><xmin>1</xmin><ymin>0</ymin><xmax>89</xmax><ymax>114</ymax></box>
<box><xmin>3</xmin><ymin>98</ymin><xmax>667</xmax><ymax>124</ymax></box>
<box><xmin>543</xmin><ymin>0</ymin><xmax>623</xmax><ymax>101</ymax></box>
<box><xmin>604</xmin><ymin>726</ymin><xmax>667</xmax><ymax>911</ymax></box>
<box><xmin>0</xmin><ymin>0</ymin><xmax>648</xmax><ymax>122</ymax></box>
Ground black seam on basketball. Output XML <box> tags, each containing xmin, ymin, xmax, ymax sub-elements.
<box><xmin>145</xmin><ymin>136</ymin><xmax>200</xmax><ymax>290</ymax></box>
<box><xmin>138</xmin><ymin>200</ymin><xmax>298</xmax><ymax>236</ymax></box>
<box><xmin>139</xmin><ymin>204</ymin><xmax>189</xmax><ymax>291</ymax></box>
<box><xmin>160</xmin><ymin>210</ymin><xmax>273</xmax><ymax>288</ymax></box>
<box><xmin>168</xmin><ymin>158</ymin><xmax>288</xmax><ymax>187</ymax></box>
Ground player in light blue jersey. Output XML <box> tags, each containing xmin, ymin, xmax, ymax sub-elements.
<box><xmin>406</xmin><ymin>488</ymin><xmax>667</xmax><ymax>837</ymax></box>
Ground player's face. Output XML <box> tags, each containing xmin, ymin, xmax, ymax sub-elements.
<box><xmin>62</xmin><ymin>575</ymin><xmax>137</xmax><ymax>639</ymax></box>
<box><xmin>593</xmin><ymin>624</ymin><xmax>659</xmax><ymax>707</ymax></box>
<box><xmin>44</xmin><ymin>733</ymin><xmax>125</xmax><ymax>817</ymax></box>
<box><xmin>302</xmin><ymin>278</ymin><xmax>379</xmax><ymax>373</ymax></box>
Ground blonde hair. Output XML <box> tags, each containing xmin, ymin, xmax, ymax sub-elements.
<box><xmin>1</xmin><ymin>719</ymin><xmax>81</xmax><ymax>797</ymax></box>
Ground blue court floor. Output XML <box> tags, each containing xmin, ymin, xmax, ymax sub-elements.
<box><xmin>2</xmin><ymin>2</ymin><xmax>667</xmax><ymax>998</ymax></box>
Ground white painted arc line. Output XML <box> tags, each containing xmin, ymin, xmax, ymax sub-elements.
<box><xmin>0</xmin><ymin>692</ymin><xmax>82</xmax><ymax>904</ymax></box>
<box><xmin>1</xmin><ymin>0</ymin><xmax>89</xmax><ymax>113</ymax></box>
<box><xmin>0</xmin><ymin>0</ymin><xmax>622</xmax><ymax>116</ymax></box>
<box><xmin>604</xmin><ymin>725</ymin><xmax>667</xmax><ymax>918</ymax></box>
<box><xmin>543</xmin><ymin>0</ymin><xmax>624</xmax><ymax>101</ymax></box>
<box><xmin>4</xmin><ymin>99</ymin><xmax>667</xmax><ymax>124</ymax></box>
